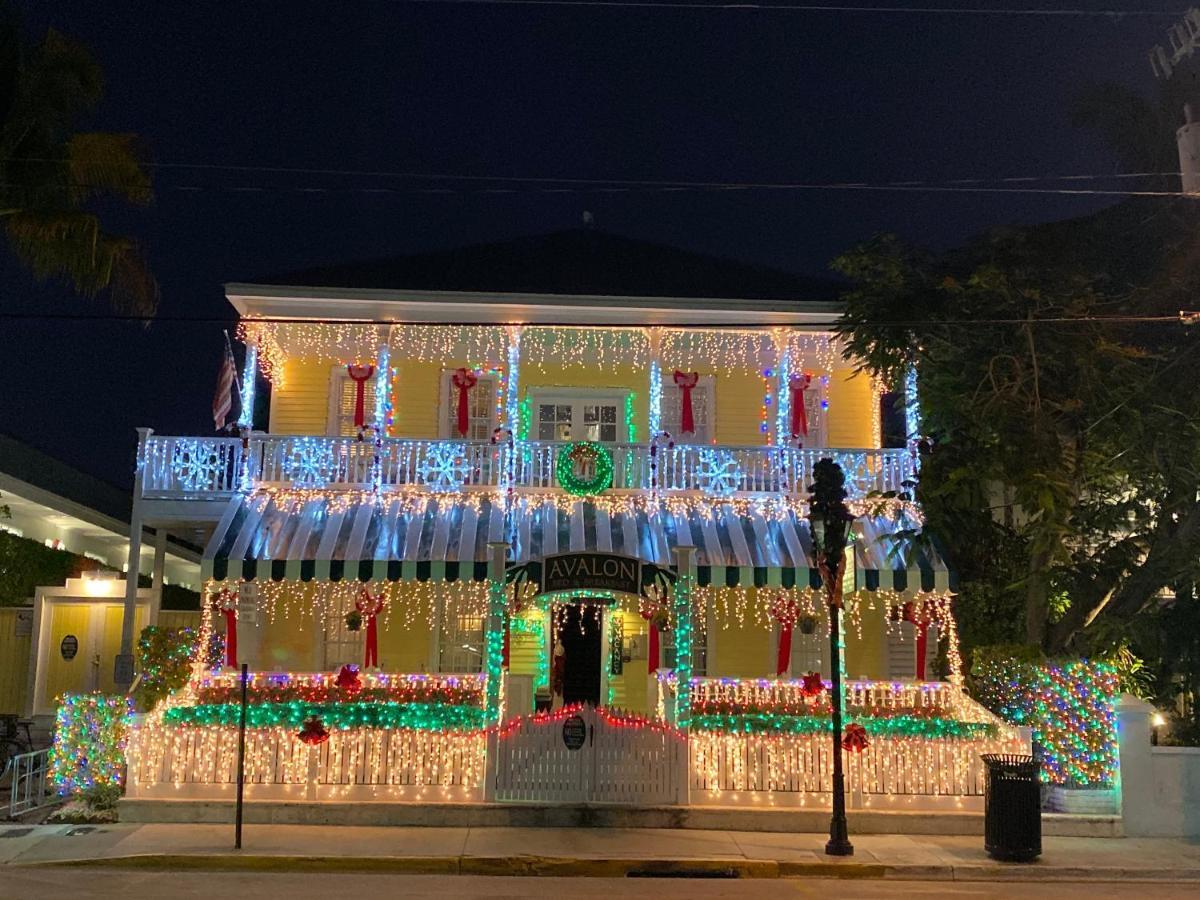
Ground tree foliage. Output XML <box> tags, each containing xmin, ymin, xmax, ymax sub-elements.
<box><xmin>833</xmin><ymin>200</ymin><xmax>1200</xmax><ymax>660</ymax></box>
<box><xmin>0</xmin><ymin>3</ymin><xmax>157</xmax><ymax>314</ymax></box>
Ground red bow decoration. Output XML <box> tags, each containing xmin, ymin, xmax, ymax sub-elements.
<box><xmin>355</xmin><ymin>589</ymin><xmax>385</xmax><ymax>669</ymax></box>
<box><xmin>210</xmin><ymin>589</ymin><xmax>239</xmax><ymax>668</ymax></box>
<box><xmin>801</xmin><ymin>670</ymin><xmax>825</xmax><ymax>698</ymax></box>
<box><xmin>843</xmin><ymin>722</ymin><xmax>869</xmax><ymax>753</ymax></box>
<box><xmin>673</xmin><ymin>371</ymin><xmax>700</xmax><ymax>435</ymax></box>
<box><xmin>771</xmin><ymin>595</ymin><xmax>800</xmax><ymax>676</ymax></box>
<box><xmin>639</xmin><ymin>606</ymin><xmax>668</xmax><ymax>675</ymax></box>
<box><xmin>899</xmin><ymin>601</ymin><xmax>933</xmax><ymax>680</ymax></box>
<box><xmin>789</xmin><ymin>372</ymin><xmax>813</xmax><ymax>439</ymax></box>
<box><xmin>335</xmin><ymin>664</ymin><xmax>362</xmax><ymax>693</ymax></box>
<box><xmin>298</xmin><ymin>715</ymin><xmax>330</xmax><ymax>746</ymax></box>
<box><xmin>451</xmin><ymin>368</ymin><xmax>478</xmax><ymax>436</ymax></box>
<box><xmin>346</xmin><ymin>365</ymin><xmax>375</xmax><ymax>430</ymax></box>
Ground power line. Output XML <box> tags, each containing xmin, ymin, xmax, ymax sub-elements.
<box><xmin>0</xmin><ymin>311</ymin><xmax>1193</xmax><ymax>327</ymax></box>
<box><xmin>397</xmin><ymin>1</ymin><xmax>1183</xmax><ymax>17</ymax></box>
<box><xmin>0</xmin><ymin>178</ymin><xmax>1192</xmax><ymax>199</ymax></box>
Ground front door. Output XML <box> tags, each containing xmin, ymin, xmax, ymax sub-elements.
<box><xmin>558</xmin><ymin>605</ymin><xmax>602</xmax><ymax>706</ymax></box>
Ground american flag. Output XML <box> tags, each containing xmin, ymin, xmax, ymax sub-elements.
<box><xmin>212</xmin><ymin>340</ymin><xmax>236</xmax><ymax>431</ymax></box>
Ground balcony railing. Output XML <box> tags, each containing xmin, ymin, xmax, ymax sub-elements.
<box><xmin>139</xmin><ymin>434</ymin><xmax>916</xmax><ymax>501</ymax></box>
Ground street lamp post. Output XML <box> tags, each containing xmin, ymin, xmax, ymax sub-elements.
<box><xmin>808</xmin><ymin>458</ymin><xmax>854</xmax><ymax>857</ymax></box>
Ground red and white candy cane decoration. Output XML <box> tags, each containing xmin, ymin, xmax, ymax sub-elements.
<box><xmin>211</xmin><ymin>588</ymin><xmax>239</xmax><ymax>668</ymax></box>
<box><xmin>771</xmin><ymin>594</ymin><xmax>800</xmax><ymax>676</ymax></box>
<box><xmin>491</xmin><ymin>426</ymin><xmax>515</xmax><ymax>505</ymax></box>
<box><xmin>789</xmin><ymin>371</ymin><xmax>813</xmax><ymax>439</ymax></box>
<box><xmin>345</xmin><ymin>365</ymin><xmax>375</xmax><ymax>430</ymax></box>
<box><xmin>451</xmin><ymin>368</ymin><xmax>478</xmax><ymax>436</ymax></box>
<box><xmin>355</xmin><ymin>588</ymin><xmax>385</xmax><ymax>668</ymax></box>
<box><xmin>672</xmin><ymin>370</ymin><xmax>700</xmax><ymax>435</ymax></box>
<box><xmin>649</xmin><ymin>430</ymin><xmax>674</xmax><ymax>490</ymax></box>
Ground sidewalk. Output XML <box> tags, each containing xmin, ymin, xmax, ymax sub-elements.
<box><xmin>3</xmin><ymin>822</ymin><xmax>1199</xmax><ymax>881</ymax></box>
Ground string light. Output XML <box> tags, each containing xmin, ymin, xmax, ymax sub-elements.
<box><xmin>973</xmin><ymin>659</ymin><xmax>1118</xmax><ymax>786</ymax></box>
<box><xmin>50</xmin><ymin>694</ymin><xmax>134</xmax><ymax>795</ymax></box>
<box><xmin>648</xmin><ymin>359</ymin><xmax>662</xmax><ymax>436</ymax></box>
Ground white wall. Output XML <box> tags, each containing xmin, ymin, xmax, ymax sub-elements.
<box><xmin>1118</xmin><ymin>694</ymin><xmax>1200</xmax><ymax>838</ymax></box>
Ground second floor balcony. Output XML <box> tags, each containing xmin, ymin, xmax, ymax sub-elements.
<box><xmin>138</xmin><ymin>432</ymin><xmax>916</xmax><ymax>503</ymax></box>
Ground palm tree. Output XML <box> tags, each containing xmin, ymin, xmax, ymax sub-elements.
<box><xmin>0</xmin><ymin>5</ymin><xmax>158</xmax><ymax>315</ymax></box>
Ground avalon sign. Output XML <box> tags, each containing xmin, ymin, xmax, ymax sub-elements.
<box><xmin>540</xmin><ymin>552</ymin><xmax>642</xmax><ymax>596</ymax></box>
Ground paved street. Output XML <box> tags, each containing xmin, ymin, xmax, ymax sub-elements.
<box><xmin>4</xmin><ymin>870</ymin><xmax>1200</xmax><ymax>900</ymax></box>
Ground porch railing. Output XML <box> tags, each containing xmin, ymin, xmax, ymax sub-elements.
<box><xmin>139</xmin><ymin>433</ymin><xmax>916</xmax><ymax>501</ymax></box>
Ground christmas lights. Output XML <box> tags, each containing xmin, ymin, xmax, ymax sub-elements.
<box><xmin>50</xmin><ymin>694</ymin><xmax>134</xmax><ymax>795</ymax></box>
<box><xmin>164</xmin><ymin>701</ymin><xmax>488</xmax><ymax>732</ymax></box>
<box><xmin>648</xmin><ymin>359</ymin><xmax>662</xmax><ymax>437</ymax></box>
<box><xmin>555</xmin><ymin>442</ymin><xmax>614</xmax><ymax>496</ymax></box>
<box><xmin>237</xmin><ymin>342</ymin><xmax>258</xmax><ymax>429</ymax></box>
<box><xmin>973</xmin><ymin>659</ymin><xmax>1119</xmax><ymax>786</ymax></box>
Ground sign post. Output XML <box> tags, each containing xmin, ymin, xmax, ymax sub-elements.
<box><xmin>234</xmin><ymin>662</ymin><xmax>248</xmax><ymax>849</ymax></box>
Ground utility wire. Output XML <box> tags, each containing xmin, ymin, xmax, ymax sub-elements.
<box><xmin>396</xmin><ymin>1</ymin><xmax>1185</xmax><ymax>17</ymax></box>
<box><xmin>0</xmin><ymin>179</ymin><xmax>1193</xmax><ymax>198</ymax></box>
<box><xmin>0</xmin><ymin>312</ymin><xmax>1194</xmax><ymax>326</ymax></box>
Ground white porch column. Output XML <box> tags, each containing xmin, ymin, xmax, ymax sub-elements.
<box><xmin>1116</xmin><ymin>694</ymin><xmax>1156</xmax><ymax>836</ymax></box>
<box><xmin>503</xmin><ymin>325</ymin><xmax>523</xmax><ymax>436</ymax></box>
<box><xmin>149</xmin><ymin>527</ymin><xmax>167</xmax><ymax>624</ymax></box>
<box><xmin>116</xmin><ymin>427</ymin><xmax>152</xmax><ymax>691</ymax></box>
<box><xmin>236</xmin><ymin>341</ymin><xmax>258</xmax><ymax>429</ymax></box>
<box><xmin>647</xmin><ymin>327</ymin><xmax>663</xmax><ymax>437</ymax></box>
<box><xmin>772</xmin><ymin>329</ymin><xmax>792</xmax><ymax>446</ymax></box>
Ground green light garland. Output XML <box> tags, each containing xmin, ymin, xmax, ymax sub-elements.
<box><xmin>555</xmin><ymin>441</ymin><xmax>614</xmax><ymax>496</ymax></box>
<box><xmin>49</xmin><ymin>694</ymin><xmax>134</xmax><ymax>796</ymax></box>
<box><xmin>673</xmin><ymin>565</ymin><xmax>695</xmax><ymax>727</ymax></box>
<box><xmin>163</xmin><ymin>701</ymin><xmax>488</xmax><ymax>732</ymax></box>
<box><xmin>485</xmin><ymin>567</ymin><xmax>507</xmax><ymax>724</ymax></box>
<box><xmin>690</xmin><ymin>713</ymin><xmax>998</xmax><ymax>740</ymax></box>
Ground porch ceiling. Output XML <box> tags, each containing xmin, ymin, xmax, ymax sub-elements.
<box><xmin>202</xmin><ymin>492</ymin><xmax>951</xmax><ymax>592</ymax></box>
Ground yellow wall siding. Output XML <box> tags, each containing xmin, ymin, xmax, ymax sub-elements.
<box><xmin>848</xmin><ymin>603</ymin><xmax>888</xmax><ymax>681</ymax></box>
<box><xmin>508</xmin><ymin>608</ymin><xmax>547</xmax><ymax>683</ymax></box>
<box><xmin>825</xmin><ymin>369</ymin><xmax>878</xmax><ymax>448</ymax></box>
<box><xmin>270</xmin><ymin>358</ymin><xmax>333</xmax><ymax>435</ymax></box>
<box><xmin>157</xmin><ymin>610</ymin><xmax>201</xmax><ymax>631</ymax></box>
<box><xmin>713</xmin><ymin>369</ymin><xmax>767</xmax><ymax>445</ymax></box>
<box><xmin>0</xmin><ymin>608</ymin><xmax>31</xmax><ymax>715</ymax></box>
<box><xmin>709</xmin><ymin>619</ymin><xmax>773</xmax><ymax>678</ymax></box>
<box><xmin>377</xmin><ymin>593</ymin><xmax>434</xmax><ymax>671</ymax></box>
<box><xmin>254</xmin><ymin>607</ymin><xmax>319</xmax><ymax>672</ymax></box>
<box><xmin>269</xmin><ymin>357</ymin><xmax>876</xmax><ymax>448</ymax></box>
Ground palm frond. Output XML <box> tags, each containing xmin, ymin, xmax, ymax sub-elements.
<box><xmin>5</xmin><ymin>209</ymin><xmax>105</xmax><ymax>292</ymax></box>
<box><xmin>68</xmin><ymin>133</ymin><xmax>152</xmax><ymax>205</ymax></box>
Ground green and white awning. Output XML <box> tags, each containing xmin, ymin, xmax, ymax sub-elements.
<box><xmin>202</xmin><ymin>492</ymin><xmax>952</xmax><ymax>592</ymax></box>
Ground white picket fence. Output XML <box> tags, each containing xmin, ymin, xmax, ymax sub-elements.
<box><xmin>495</xmin><ymin>706</ymin><xmax>687</xmax><ymax>805</ymax></box>
<box><xmin>126</xmin><ymin>723</ymin><xmax>485</xmax><ymax>802</ymax></box>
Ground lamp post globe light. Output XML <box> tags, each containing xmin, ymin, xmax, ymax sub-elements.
<box><xmin>807</xmin><ymin>457</ymin><xmax>854</xmax><ymax>857</ymax></box>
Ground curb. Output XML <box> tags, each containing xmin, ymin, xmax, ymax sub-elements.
<box><xmin>13</xmin><ymin>853</ymin><xmax>1200</xmax><ymax>882</ymax></box>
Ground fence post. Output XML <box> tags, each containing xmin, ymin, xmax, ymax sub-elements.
<box><xmin>1116</xmin><ymin>694</ymin><xmax>1155</xmax><ymax>836</ymax></box>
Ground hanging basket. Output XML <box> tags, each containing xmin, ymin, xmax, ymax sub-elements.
<box><xmin>345</xmin><ymin>610</ymin><xmax>363</xmax><ymax>632</ymax></box>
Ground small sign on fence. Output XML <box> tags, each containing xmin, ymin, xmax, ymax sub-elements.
<box><xmin>562</xmin><ymin>714</ymin><xmax>587</xmax><ymax>751</ymax></box>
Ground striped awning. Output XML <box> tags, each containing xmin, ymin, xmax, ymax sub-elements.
<box><xmin>202</xmin><ymin>492</ymin><xmax>952</xmax><ymax>592</ymax></box>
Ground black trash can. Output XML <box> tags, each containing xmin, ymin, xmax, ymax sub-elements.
<box><xmin>982</xmin><ymin>754</ymin><xmax>1041</xmax><ymax>862</ymax></box>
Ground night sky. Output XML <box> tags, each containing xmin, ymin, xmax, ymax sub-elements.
<box><xmin>1</xmin><ymin>1</ymin><xmax>1179</xmax><ymax>491</ymax></box>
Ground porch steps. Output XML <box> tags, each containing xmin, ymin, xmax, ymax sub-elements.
<box><xmin>118</xmin><ymin>799</ymin><xmax>1120</xmax><ymax>837</ymax></box>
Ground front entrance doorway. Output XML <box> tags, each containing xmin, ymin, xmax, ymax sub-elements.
<box><xmin>557</xmin><ymin>604</ymin><xmax>602</xmax><ymax>706</ymax></box>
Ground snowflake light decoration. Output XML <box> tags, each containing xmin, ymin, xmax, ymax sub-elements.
<box><xmin>281</xmin><ymin>438</ymin><xmax>338</xmax><ymax>487</ymax></box>
<box><xmin>694</xmin><ymin>449</ymin><xmax>741</xmax><ymax>497</ymax></box>
<box><xmin>171</xmin><ymin>440</ymin><xmax>225</xmax><ymax>491</ymax></box>
<box><xmin>836</xmin><ymin>452</ymin><xmax>871</xmax><ymax>497</ymax></box>
<box><xmin>417</xmin><ymin>442</ymin><xmax>470</xmax><ymax>492</ymax></box>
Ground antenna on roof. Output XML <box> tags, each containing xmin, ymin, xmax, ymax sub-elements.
<box><xmin>582</xmin><ymin>210</ymin><xmax>594</xmax><ymax>228</ymax></box>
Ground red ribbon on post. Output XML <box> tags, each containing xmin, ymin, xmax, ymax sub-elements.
<box><xmin>640</xmin><ymin>609</ymin><xmax>662</xmax><ymax>674</ymax></box>
<box><xmin>789</xmin><ymin>372</ymin><xmax>813</xmax><ymax>439</ymax></box>
<box><xmin>212</xmin><ymin>589</ymin><xmax>239</xmax><ymax>668</ymax></box>
<box><xmin>900</xmin><ymin>601</ymin><xmax>932</xmax><ymax>680</ymax></box>
<box><xmin>451</xmin><ymin>368</ymin><xmax>478</xmax><ymax>437</ymax></box>
<box><xmin>673</xmin><ymin>370</ymin><xmax>700</xmax><ymax>435</ymax></box>
<box><xmin>346</xmin><ymin>365</ymin><xmax>375</xmax><ymax>429</ymax></box>
<box><xmin>356</xmin><ymin>589</ymin><xmax>385</xmax><ymax>669</ymax></box>
<box><xmin>771</xmin><ymin>595</ymin><xmax>799</xmax><ymax>676</ymax></box>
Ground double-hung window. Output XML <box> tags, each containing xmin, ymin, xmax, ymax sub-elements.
<box><xmin>660</xmin><ymin>374</ymin><xmax>715</xmax><ymax>444</ymax></box>
<box><xmin>439</xmin><ymin>370</ymin><xmax>500</xmax><ymax>440</ymax></box>
<box><xmin>328</xmin><ymin>366</ymin><xmax>379</xmax><ymax>437</ymax></box>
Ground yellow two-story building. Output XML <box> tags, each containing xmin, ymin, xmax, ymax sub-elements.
<box><xmin>119</xmin><ymin>233</ymin><xmax>1011</xmax><ymax>811</ymax></box>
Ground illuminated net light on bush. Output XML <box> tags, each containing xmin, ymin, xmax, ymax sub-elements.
<box><xmin>973</xmin><ymin>659</ymin><xmax>1119</xmax><ymax>786</ymax></box>
<box><xmin>50</xmin><ymin>694</ymin><xmax>134</xmax><ymax>795</ymax></box>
